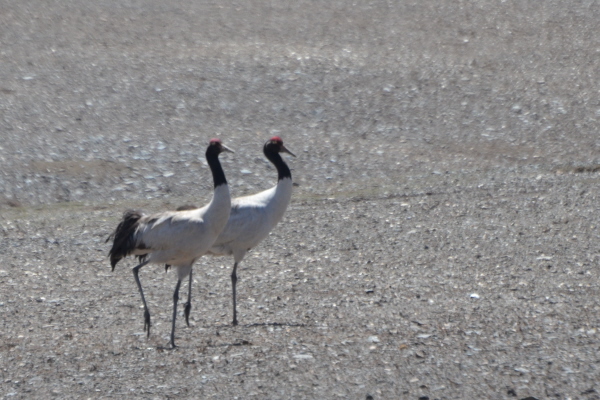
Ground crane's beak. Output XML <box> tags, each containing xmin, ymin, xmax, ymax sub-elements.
<box><xmin>281</xmin><ymin>144</ymin><xmax>296</xmax><ymax>157</ymax></box>
<box><xmin>221</xmin><ymin>144</ymin><xmax>235</xmax><ymax>153</ymax></box>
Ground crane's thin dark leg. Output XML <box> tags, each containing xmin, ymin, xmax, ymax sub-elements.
<box><xmin>132</xmin><ymin>260</ymin><xmax>151</xmax><ymax>337</ymax></box>
<box><xmin>170</xmin><ymin>278</ymin><xmax>182</xmax><ymax>348</ymax></box>
<box><xmin>184</xmin><ymin>269</ymin><xmax>192</xmax><ymax>327</ymax></box>
<box><xmin>231</xmin><ymin>262</ymin><xmax>238</xmax><ymax>326</ymax></box>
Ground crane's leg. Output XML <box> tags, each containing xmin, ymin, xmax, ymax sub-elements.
<box><xmin>132</xmin><ymin>260</ymin><xmax>151</xmax><ymax>337</ymax></box>
<box><xmin>231</xmin><ymin>262</ymin><xmax>238</xmax><ymax>326</ymax></box>
<box><xmin>184</xmin><ymin>269</ymin><xmax>192</xmax><ymax>327</ymax></box>
<box><xmin>170</xmin><ymin>278</ymin><xmax>183</xmax><ymax>348</ymax></box>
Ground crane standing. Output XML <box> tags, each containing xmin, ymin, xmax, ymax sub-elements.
<box><xmin>208</xmin><ymin>136</ymin><xmax>295</xmax><ymax>325</ymax></box>
<box><xmin>107</xmin><ymin>139</ymin><xmax>234</xmax><ymax>348</ymax></box>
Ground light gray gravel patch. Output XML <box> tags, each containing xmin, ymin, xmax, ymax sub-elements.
<box><xmin>2</xmin><ymin>179</ymin><xmax>600</xmax><ymax>398</ymax></box>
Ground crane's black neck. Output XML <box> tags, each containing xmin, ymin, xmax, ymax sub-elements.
<box><xmin>264</xmin><ymin>145</ymin><xmax>292</xmax><ymax>181</ymax></box>
<box><xmin>206</xmin><ymin>148</ymin><xmax>227</xmax><ymax>188</ymax></box>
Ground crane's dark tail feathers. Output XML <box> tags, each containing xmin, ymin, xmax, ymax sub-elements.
<box><xmin>176</xmin><ymin>204</ymin><xmax>197</xmax><ymax>211</ymax></box>
<box><xmin>106</xmin><ymin>210</ymin><xmax>144</xmax><ymax>271</ymax></box>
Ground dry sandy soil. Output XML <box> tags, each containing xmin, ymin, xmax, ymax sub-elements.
<box><xmin>2</xmin><ymin>1</ymin><xmax>600</xmax><ymax>399</ymax></box>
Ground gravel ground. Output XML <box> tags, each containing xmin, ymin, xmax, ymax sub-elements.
<box><xmin>2</xmin><ymin>1</ymin><xmax>600</xmax><ymax>399</ymax></box>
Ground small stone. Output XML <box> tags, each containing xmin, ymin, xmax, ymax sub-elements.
<box><xmin>293</xmin><ymin>354</ymin><xmax>313</xmax><ymax>360</ymax></box>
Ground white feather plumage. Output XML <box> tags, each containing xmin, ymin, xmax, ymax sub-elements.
<box><xmin>209</xmin><ymin>178</ymin><xmax>293</xmax><ymax>262</ymax></box>
<box><xmin>134</xmin><ymin>185</ymin><xmax>231</xmax><ymax>276</ymax></box>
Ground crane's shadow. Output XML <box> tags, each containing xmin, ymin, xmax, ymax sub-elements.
<box><xmin>146</xmin><ymin>322</ymin><xmax>312</xmax><ymax>350</ymax></box>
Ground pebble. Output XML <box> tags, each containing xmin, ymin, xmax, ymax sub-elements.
<box><xmin>292</xmin><ymin>354</ymin><xmax>313</xmax><ymax>360</ymax></box>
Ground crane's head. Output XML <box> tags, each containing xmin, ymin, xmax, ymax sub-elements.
<box><xmin>266</xmin><ymin>136</ymin><xmax>296</xmax><ymax>157</ymax></box>
<box><xmin>208</xmin><ymin>138</ymin><xmax>235</xmax><ymax>155</ymax></box>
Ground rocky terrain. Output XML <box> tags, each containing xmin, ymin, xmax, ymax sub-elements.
<box><xmin>1</xmin><ymin>0</ymin><xmax>600</xmax><ymax>398</ymax></box>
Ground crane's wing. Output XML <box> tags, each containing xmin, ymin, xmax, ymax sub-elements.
<box><xmin>211</xmin><ymin>203</ymin><xmax>266</xmax><ymax>247</ymax></box>
<box><xmin>138</xmin><ymin>209</ymin><xmax>209</xmax><ymax>251</ymax></box>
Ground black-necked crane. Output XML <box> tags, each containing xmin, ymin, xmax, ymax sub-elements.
<box><xmin>106</xmin><ymin>138</ymin><xmax>234</xmax><ymax>348</ymax></box>
<box><xmin>208</xmin><ymin>136</ymin><xmax>295</xmax><ymax>325</ymax></box>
